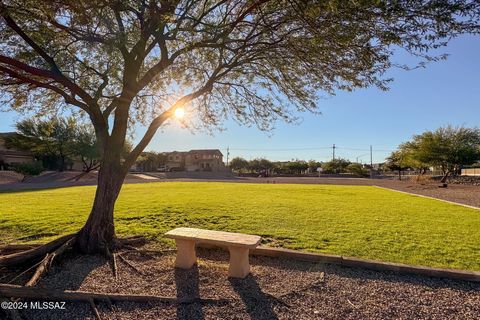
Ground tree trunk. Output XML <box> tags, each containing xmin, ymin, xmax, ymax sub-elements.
<box><xmin>440</xmin><ymin>170</ymin><xmax>450</xmax><ymax>184</ymax></box>
<box><xmin>76</xmin><ymin>158</ymin><xmax>127</xmax><ymax>254</ymax></box>
<box><xmin>398</xmin><ymin>170</ymin><xmax>402</xmax><ymax>181</ymax></box>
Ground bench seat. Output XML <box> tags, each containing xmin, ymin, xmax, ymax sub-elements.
<box><xmin>165</xmin><ymin>227</ymin><xmax>261</xmax><ymax>278</ymax></box>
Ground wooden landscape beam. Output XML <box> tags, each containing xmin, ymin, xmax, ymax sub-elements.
<box><xmin>0</xmin><ymin>284</ymin><xmax>228</xmax><ymax>305</ymax></box>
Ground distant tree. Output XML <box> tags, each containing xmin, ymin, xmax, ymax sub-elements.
<box><xmin>346</xmin><ymin>163</ymin><xmax>369</xmax><ymax>177</ymax></box>
<box><xmin>385</xmin><ymin>151</ymin><xmax>411</xmax><ymax>180</ymax></box>
<box><xmin>5</xmin><ymin>117</ymin><xmax>78</xmax><ymax>171</ymax></box>
<box><xmin>397</xmin><ymin>142</ymin><xmax>429</xmax><ymax>175</ymax></box>
<box><xmin>249</xmin><ymin>158</ymin><xmax>275</xmax><ymax>174</ymax></box>
<box><xmin>135</xmin><ymin>152</ymin><xmax>167</xmax><ymax>172</ymax></box>
<box><xmin>308</xmin><ymin>160</ymin><xmax>322</xmax><ymax>173</ymax></box>
<box><xmin>5</xmin><ymin>117</ymin><xmax>102</xmax><ymax>172</ymax></box>
<box><xmin>404</xmin><ymin>126</ymin><xmax>480</xmax><ymax>183</ymax></box>
<box><xmin>229</xmin><ymin>157</ymin><xmax>249</xmax><ymax>173</ymax></box>
<box><xmin>73</xmin><ymin>125</ymin><xmax>100</xmax><ymax>172</ymax></box>
<box><xmin>322</xmin><ymin>158</ymin><xmax>351</xmax><ymax>174</ymax></box>
<box><xmin>285</xmin><ymin>160</ymin><xmax>309</xmax><ymax>174</ymax></box>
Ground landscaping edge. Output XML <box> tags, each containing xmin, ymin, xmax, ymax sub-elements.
<box><xmin>197</xmin><ymin>243</ymin><xmax>480</xmax><ymax>282</ymax></box>
<box><xmin>372</xmin><ymin>185</ymin><xmax>480</xmax><ymax>210</ymax></box>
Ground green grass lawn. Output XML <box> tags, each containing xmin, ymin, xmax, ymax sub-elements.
<box><xmin>1</xmin><ymin>182</ymin><xmax>479</xmax><ymax>271</ymax></box>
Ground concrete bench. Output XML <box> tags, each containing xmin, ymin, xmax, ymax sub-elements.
<box><xmin>165</xmin><ymin>227</ymin><xmax>262</xmax><ymax>278</ymax></box>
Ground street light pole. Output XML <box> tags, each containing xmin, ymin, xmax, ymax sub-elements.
<box><xmin>370</xmin><ymin>145</ymin><xmax>373</xmax><ymax>179</ymax></box>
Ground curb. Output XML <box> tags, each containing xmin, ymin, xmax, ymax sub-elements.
<box><xmin>373</xmin><ymin>185</ymin><xmax>480</xmax><ymax>210</ymax></box>
<box><xmin>197</xmin><ymin>244</ymin><xmax>480</xmax><ymax>282</ymax></box>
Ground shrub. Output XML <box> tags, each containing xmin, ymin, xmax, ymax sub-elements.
<box><xmin>346</xmin><ymin>163</ymin><xmax>369</xmax><ymax>177</ymax></box>
<box><xmin>13</xmin><ymin>162</ymin><xmax>44</xmax><ymax>181</ymax></box>
<box><xmin>322</xmin><ymin>158</ymin><xmax>351</xmax><ymax>174</ymax></box>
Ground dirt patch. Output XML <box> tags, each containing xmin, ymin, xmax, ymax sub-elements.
<box><xmin>2</xmin><ymin>248</ymin><xmax>479</xmax><ymax>320</ymax></box>
<box><xmin>373</xmin><ymin>179</ymin><xmax>480</xmax><ymax>209</ymax></box>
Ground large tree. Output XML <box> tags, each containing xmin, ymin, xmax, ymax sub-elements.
<box><xmin>6</xmin><ymin>117</ymin><xmax>101</xmax><ymax>172</ymax></box>
<box><xmin>229</xmin><ymin>156</ymin><xmax>249</xmax><ymax>173</ymax></box>
<box><xmin>403</xmin><ymin>125</ymin><xmax>480</xmax><ymax>183</ymax></box>
<box><xmin>6</xmin><ymin>117</ymin><xmax>78</xmax><ymax>171</ymax></box>
<box><xmin>385</xmin><ymin>150</ymin><xmax>411</xmax><ymax>180</ymax></box>
<box><xmin>1</xmin><ymin>1</ymin><xmax>479</xmax><ymax>254</ymax></box>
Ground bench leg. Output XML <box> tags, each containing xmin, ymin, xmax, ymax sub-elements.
<box><xmin>174</xmin><ymin>239</ymin><xmax>196</xmax><ymax>269</ymax></box>
<box><xmin>228</xmin><ymin>247</ymin><xmax>250</xmax><ymax>278</ymax></box>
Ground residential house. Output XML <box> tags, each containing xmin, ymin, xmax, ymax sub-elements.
<box><xmin>185</xmin><ymin>149</ymin><xmax>224</xmax><ymax>172</ymax></box>
<box><xmin>0</xmin><ymin>132</ymin><xmax>35</xmax><ymax>170</ymax></box>
<box><xmin>164</xmin><ymin>149</ymin><xmax>225</xmax><ymax>172</ymax></box>
<box><xmin>165</xmin><ymin>151</ymin><xmax>188</xmax><ymax>171</ymax></box>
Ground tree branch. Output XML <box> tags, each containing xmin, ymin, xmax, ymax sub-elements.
<box><xmin>123</xmin><ymin>79</ymin><xmax>217</xmax><ymax>169</ymax></box>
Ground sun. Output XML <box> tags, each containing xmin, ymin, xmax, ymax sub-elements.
<box><xmin>174</xmin><ymin>108</ymin><xmax>185</xmax><ymax>119</ymax></box>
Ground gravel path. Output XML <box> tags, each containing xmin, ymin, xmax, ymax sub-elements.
<box><xmin>4</xmin><ymin>248</ymin><xmax>479</xmax><ymax>320</ymax></box>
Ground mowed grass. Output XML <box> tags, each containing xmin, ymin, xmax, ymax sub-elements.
<box><xmin>0</xmin><ymin>182</ymin><xmax>479</xmax><ymax>271</ymax></box>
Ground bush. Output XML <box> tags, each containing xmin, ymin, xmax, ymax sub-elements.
<box><xmin>13</xmin><ymin>162</ymin><xmax>44</xmax><ymax>181</ymax></box>
<box><xmin>322</xmin><ymin>158</ymin><xmax>351</xmax><ymax>174</ymax></box>
<box><xmin>346</xmin><ymin>163</ymin><xmax>369</xmax><ymax>177</ymax></box>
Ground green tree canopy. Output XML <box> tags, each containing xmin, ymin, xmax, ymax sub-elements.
<box><xmin>5</xmin><ymin>117</ymin><xmax>102</xmax><ymax>172</ymax></box>
<box><xmin>135</xmin><ymin>151</ymin><xmax>167</xmax><ymax>172</ymax></box>
<box><xmin>322</xmin><ymin>158</ymin><xmax>351</xmax><ymax>174</ymax></box>
<box><xmin>402</xmin><ymin>125</ymin><xmax>480</xmax><ymax>182</ymax></box>
<box><xmin>229</xmin><ymin>157</ymin><xmax>249</xmax><ymax>173</ymax></box>
<box><xmin>1</xmin><ymin>0</ymin><xmax>479</xmax><ymax>252</ymax></box>
<box><xmin>5</xmin><ymin>117</ymin><xmax>78</xmax><ymax>171</ymax></box>
<box><xmin>249</xmin><ymin>158</ymin><xmax>275</xmax><ymax>173</ymax></box>
<box><xmin>385</xmin><ymin>150</ymin><xmax>411</xmax><ymax>180</ymax></box>
<box><xmin>346</xmin><ymin>163</ymin><xmax>369</xmax><ymax>177</ymax></box>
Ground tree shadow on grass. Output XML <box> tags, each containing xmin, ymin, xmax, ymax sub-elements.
<box><xmin>229</xmin><ymin>275</ymin><xmax>279</xmax><ymax>320</ymax></box>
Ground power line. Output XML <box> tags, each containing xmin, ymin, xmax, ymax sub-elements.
<box><xmin>228</xmin><ymin>146</ymin><xmax>395</xmax><ymax>152</ymax></box>
<box><xmin>228</xmin><ymin>147</ymin><xmax>332</xmax><ymax>151</ymax></box>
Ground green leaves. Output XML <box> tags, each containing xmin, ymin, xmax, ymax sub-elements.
<box><xmin>394</xmin><ymin>125</ymin><xmax>480</xmax><ymax>173</ymax></box>
<box><xmin>0</xmin><ymin>0</ymin><xmax>479</xmax><ymax>163</ymax></box>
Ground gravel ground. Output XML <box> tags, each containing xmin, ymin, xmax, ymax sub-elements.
<box><xmin>2</xmin><ymin>248</ymin><xmax>479</xmax><ymax>320</ymax></box>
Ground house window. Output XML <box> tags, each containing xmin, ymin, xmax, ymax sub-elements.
<box><xmin>168</xmin><ymin>156</ymin><xmax>173</xmax><ymax>161</ymax></box>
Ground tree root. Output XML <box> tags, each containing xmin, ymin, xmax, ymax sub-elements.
<box><xmin>116</xmin><ymin>236</ymin><xmax>147</xmax><ymax>248</ymax></box>
<box><xmin>0</xmin><ymin>284</ymin><xmax>230</xmax><ymax>305</ymax></box>
<box><xmin>0</xmin><ymin>234</ymin><xmax>75</xmax><ymax>268</ymax></box>
<box><xmin>0</xmin><ymin>244</ymin><xmax>41</xmax><ymax>255</ymax></box>
<box><xmin>25</xmin><ymin>237</ymin><xmax>75</xmax><ymax>287</ymax></box>
<box><xmin>111</xmin><ymin>253</ymin><xmax>118</xmax><ymax>280</ymax></box>
<box><xmin>89</xmin><ymin>298</ymin><xmax>102</xmax><ymax>320</ymax></box>
<box><xmin>117</xmin><ymin>254</ymin><xmax>144</xmax><ymax>275</ymax></box>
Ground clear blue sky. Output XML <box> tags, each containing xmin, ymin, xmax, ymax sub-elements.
<box><xmin>1</xmin><ymin>35</ymin><xmax>479</xmax><ymax>163</ymax></box>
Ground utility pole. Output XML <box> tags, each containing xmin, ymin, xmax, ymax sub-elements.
<box><xmin>332</xmin><ymin>144</ymin><xmax>336</xmax><ymax>161</ymax></box>
<box><xmin>226</xmin><ymin>146</ymin><xmax>230</xmax><ymax>167</ymax></box>
<box><xmin>370</xmin><ymin>145</ymin><xmax>373</xmax><ymax>179</ymax></box>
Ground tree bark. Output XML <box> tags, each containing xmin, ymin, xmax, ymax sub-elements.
<box><xmin>440</xmin><ymin>170</ymin><xmax>450</xmax><ymax>184</ymax></box>
<box><xmin>76</xmin><ymin>156</ymin><xmax>127</xmax><ymax>254</ymax></box>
